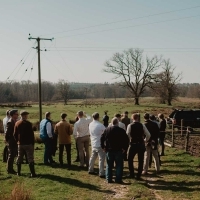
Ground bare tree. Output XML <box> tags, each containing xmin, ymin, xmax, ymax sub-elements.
<box><xmin>104</xmin><ymin>48</ymin><xmax>162</xmax><ymax>105</ymax></box>
<box><xmin>154</xmin><ymin>59</ymin><xmax>182</xmax><ymax>105</ymax></box>
<box><xmin>57</xmin><ymin>80</ymin><xmax>71</xmax><ymax>105</ymax></box>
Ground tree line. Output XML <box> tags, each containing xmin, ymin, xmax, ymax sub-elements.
<box><xmin>0</xmin><ymin>80</ymin><xmax>199</xmax><ymax>105</ymax></box>
<box><xmin>0</xmin><ymin>48</ymin><xmax>199</xmax><ymax>105</ymax></box>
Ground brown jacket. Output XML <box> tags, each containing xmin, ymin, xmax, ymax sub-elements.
<box><xmin>54</xmin><ymin>120</ymin><xmax>73</xmax><ymax>144</ymax></box>
<box><xmin>14</xmin><ymin>120</ymin><xmax>34</xmax><ymax>145</ymax></box>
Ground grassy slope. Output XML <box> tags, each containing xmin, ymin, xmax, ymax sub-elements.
<box><xmin>0</xmin><ymin>98</ymin><xmax>200</xmax><ymax>199</ymax></box>
<box><xmin>0</xmin><ymin>137</ymin><xmax>200</xmax><ymax>200</ymax></box>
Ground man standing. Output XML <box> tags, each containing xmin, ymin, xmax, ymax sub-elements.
<box><xmin>5</xmin><ymin>109</ymin><xmax>18</xmax><ymax>174</ymax></box>
<box><xmin>54</xmin><ymin>113</ymin><xmax>73</xmax><ymax>168</ymax></box>
<box><xmin>101</xmin><ymin>117</ymin><xmax>129</xmax><ymax>184</ymax></box>
<box><xmin>73</xmin><ymin>111</ymin><xmax>92</xmax><ymax>168</ymax></box>
<box><xmin>108</xmin><ymin>114</ymin><xmax>126</xmax><ymax>130</ymax></box>
<box><xmin>2</xmin><ymin>110</ymin><xmax>10</xmax><ymax>162</ymax></box>
<box><xmin>40</xmin><ymin>112</ymin><xmax>55</xmax><ymax>165</ymax></box>
<box><xmin>121</xmin><ymin>111</ymin><xmax>131</xmax><ymax>130</ymax></box>
<box><xmin>142</xmin><ymin>113</ymin><xmax>160</xmax><ymax>175</ymax></box>
<box><xmin>88</xmin><ymin>112</ymin><xmax>106</xmax><ymax>178</ymax></box>
<box><xmin>127</xmin><ymin>113</ymin><xmax>150</xmax><ymax>179</ymax></box>
<box><xmin>158</xmin><ymin>113</ymin><xmax>166</xmax><ymax>156</ymax></box>
<box><xmin>14</xmin><ymin>111</ymin><xmax>36</xmax><ymax>177</ymax></box>
<box><xmin>102</xmin><ymin>111</ymin><xmax>109</xmax><ymax>127</ymax></box>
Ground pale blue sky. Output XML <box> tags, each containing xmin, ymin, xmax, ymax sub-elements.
<box><xmin>0</xmin><ymin>0</ymin><xmax>200</xmax><ymax>83</ymax></box>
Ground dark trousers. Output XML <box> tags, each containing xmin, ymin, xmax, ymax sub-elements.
<box><xmin>7</xmin><ymin>145</ymin><xmax>17</xmax><ymax>171</ymax></box>
<box><xmin>44</xmin><ymin>138</ymin><xmax>53</xmax><ymax>164</ymax></box>
<box><xmin>3</xmin><ymin>146</ymin><xmax>8</xmax><ymax>162</ymax></box>
<box><xmin>59</xmin><ymin>144</ymin><xmax>71</xmax><ymax>165</ymax></box>
<box><xmin>159</xmin><ymin>134</ymin><xmax>165</xmax><ymax>155</ymax></box>
<box><xmin>106</xmin><ymin>151</ymin><xmax>123</xmax><ymax>182</ymax></box>
<box><xmin>128</xmin><ymin>144</ymin><xmax>145</xmax><ymax>177</ymax></box>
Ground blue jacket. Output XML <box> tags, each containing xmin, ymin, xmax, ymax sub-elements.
<box><xmin>40</xmin><ymin>119</ymin><xmax>51</xmax><ymax>140</ymax></box>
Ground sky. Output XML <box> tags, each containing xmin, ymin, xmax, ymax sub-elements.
<box><xmin>0</xmin><ymin>0</ymin><xmax>200</xmax><ymax>84</ymax></box>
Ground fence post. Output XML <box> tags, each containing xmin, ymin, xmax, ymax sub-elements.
<box><xmin>172</xmin><ymin>123</ymin><xmax>174</xmax><ymax>147</ymax></box>
<box><xmin>181</xmin><ymin>119</ymin><xmax>183</xmax><ymax>137</ymax></box>
<box><xmin>185</xmin><ymin>127</ymin><xmax>190</xmax><ymax>152</ymax></box>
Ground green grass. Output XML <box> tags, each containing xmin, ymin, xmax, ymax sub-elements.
<box><xmin>1</xmin><ymin>98</ymin><xmax>200</xmax><ymax>199</ymax></box>
<box><xmin>0</xmin><ymin>135</ymin><xmax>200</xmax><ymax>200</ymax></box>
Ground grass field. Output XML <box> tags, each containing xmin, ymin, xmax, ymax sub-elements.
<box><xmin>1</xmin><ymin>97</ymin><xmax>200</xmax><ymax>125</ymax></box>
<box><xmin>0</xmin><ymin>98</ymin><xmax>200</xmax><ymax>199</ymax></box>
<box><xmin>0</xmin><ymin>136</ymin><xmax>200</xmax><ymax>200</ymax></box>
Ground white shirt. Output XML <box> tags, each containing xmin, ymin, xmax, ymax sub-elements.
<box><xmin>46</xmin><ymin>122</ymin><xmax>53</xmax><ymax>138</ymax></box>
<box><xmin>127</xmin><ymin>122</ymin><xmax>151</xmax><ymax>142</ymax></box>
<box><xmin>3</xmin><ymin>116</ymin><xmax>10</xmax><ymax>133</ymax></box>
<box><xmin>108</xmin><ymin>121</ymin><xmax>126</xmax><ymax>131</ymax></box>
<box><xmin>73</xmin><ymin>117</ymin><xmax>92</xmax><ymax>139</ymax></box>
<box><xmin>89</xmin><ymin>120</ymin><xmax>105</xmax><ymax>148</ymax></box>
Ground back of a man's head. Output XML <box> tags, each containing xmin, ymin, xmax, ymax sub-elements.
<box><xmin>150</xmin><ymin>114</ymin><xmax>156</xmax><ymax>121</ymax></box>
<box><xmin>61</xmin><ymin>113</ymin><xmax>67</xmax><ymax>120</ymax></box>
<box><xmin>45</xmin><ymin>112</ymin><xmax>51</xmax><ymax>119</ymax></box>
<box><xmin>115</xmin><ymin>113</ymin><xmax>121</xmax><ymax>119</ymax></box>
<box><xmin>132</xmin><ymin>113</ymin><xmax>140</xmax><ymax>121</ymax></box>
<box><xmin>77</xmin><ymin>111</ymin><xmax>84</xmax><ymax>118</ymax></box>
<box><xmin>92</xmin><ymin>112</ymin><xmax>99</xmax><ymax>120</ymax></box>
<box><xmin>6</xmin><ymin>110</ymin><xmax>10</xmax><ymax>116</ymax></box>
<box><xmin>144</xmin><ymin>113</ymin><xmax>150</xmax><ymax>120</ymax></box>
<box><xmin>158</xmin><ymin>113</ymin><xmax>164</xmax><ymax>119</ymax></box>
<box><xmin>111</xmin><ymin>117</ymin><xmax>119</xmax><ymax>126</ymax></box>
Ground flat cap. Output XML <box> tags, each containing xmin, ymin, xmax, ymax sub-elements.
<box><xmin>9</xmin><ymin>109</ymin><xmax>18</xmax><ymax>116</ymax></box>
<box><xmin>20</xmin><ymin>110</ymin><xmax>29</xmax><ymax>115</ymax></box>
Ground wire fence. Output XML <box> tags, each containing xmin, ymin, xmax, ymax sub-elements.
<box><xmin>165</xmin><ymin>123</ymin><xmax>200</xmax><ymax>156</ymax></box>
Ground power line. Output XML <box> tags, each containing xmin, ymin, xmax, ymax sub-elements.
<box><xmin>41</xmin><ymin>52</ymin><xmax>69</xmax><ymax>80</ymax></box>
<box><xmin>47</xmin><ymin>47</ymin><xmax>200</xmax><ymax>49</ymax></box>
<box><xmin>53</xmin><ymin>43</ymin><xmax>78</xmax><ymax>81</ymax></box>
<box><xmin>47</xmin><ymin>50</ymin><xmax>200</xmax><ymax>53</ymax></box>
<box><xmin>41</xmin><ymin>5</ymin><xmax>200</xmax><ymax>37</ymax></box>
<box><xmin>6</xmin><ymin>43</ymin><xmax>36</xmax><ymax>81</ymax></box>
<box><xmin>56</xmin><ymin>14</ymin><xmax>200</xmax><ymax>39</ymax></box>
<box><xmin>20</xmin><ymin>52</ymin><xmax>37</xmax><ymax>81</ymax></box>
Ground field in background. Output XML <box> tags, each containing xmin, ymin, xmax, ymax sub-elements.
<box><xmin>1</xmin><ymin>97</ymin><xmax>200</xmax><ymax>125</ymax></box>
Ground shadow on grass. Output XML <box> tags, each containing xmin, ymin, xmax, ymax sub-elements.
<box><xmin>41</xmin><ymin>174</ymin><xmax>113</xmax><ymax>194</ymax></box>
<box><xmin>160</xmin><ymin>169</ymin><xmax>200</xmax><ymax>176</ymax></box>
<box><xmin>141</xmin><ymin>179</ymin><xmax>200</xmax><ymax>192</ymax></box>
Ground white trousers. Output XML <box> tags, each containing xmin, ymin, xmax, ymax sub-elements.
<box><xmin>143</xmin><ymin>145</ymin><xmax>160</xmax><ymax>172</ymax></box>
<box><xmin>88</xmin><ymin>147</ymin><xmax>106</xmax><ymax>176</ymax></box>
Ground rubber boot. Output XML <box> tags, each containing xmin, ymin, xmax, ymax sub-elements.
<box><xmin>17</xmin><ymin>163</ymin><xmax>21</xmax><ymax>176</ymax></box>
<box><xmin>29</xmin><ymin>162</ymin><xmax>37</xmax><ymax>178</ymax></box>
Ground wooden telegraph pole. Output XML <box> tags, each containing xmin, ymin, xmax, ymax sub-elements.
<box><xmin>28</xmin><ymin>35</ymin><xmax>53</xmax><ymax>121</ymax></box>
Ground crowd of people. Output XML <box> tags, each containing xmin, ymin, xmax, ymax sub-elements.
<box><xmin>2</xmin><ymin>109</ymin><xmax>166</xmax><ymax>183</ymax></box>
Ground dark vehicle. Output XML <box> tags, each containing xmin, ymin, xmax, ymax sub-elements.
<box><xmin>167</xmin><ymin>109</ymin><xmax>200</xmax><ymax>129</ymax></box>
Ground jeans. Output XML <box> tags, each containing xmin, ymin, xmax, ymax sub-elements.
<box><xmin>59</xmin><ymin>144</ymin><xmax>71</xmax><ymax>165</ymax></box>
<box><xmin>128</xmin><ymin>144</ymin><xmax>145</xmax><ymax>177</ymax></box>
<box><xmin>106</xmin><ymin>151</ymin><xmax>123</xmax><ymax>182</ymax></box>
<box><xmin>143</xmin><ymin>145</ymin><xmax>160</xmax><ymax>172</ymax></box>
<box><xmin>44</xmin><ymin>138</ymin><xmax>53</xmax><ymax>164</ymax></box>
<box><xmin>89</xmin><ymin>147</ymin><xmax>106</xmax><ymax>176</ymax></box>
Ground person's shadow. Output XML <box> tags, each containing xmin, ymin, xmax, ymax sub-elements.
<box><xmin>41</xmin><ymin>174</ymin><xmax>113</xmax><ymax>194</ymax></box>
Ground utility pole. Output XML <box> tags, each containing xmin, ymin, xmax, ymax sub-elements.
<box><xmin>28</xmin><ymin>35</ymin><xmax>53</xmax><ymax>121</ymax></box>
